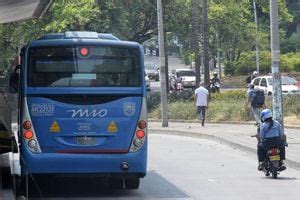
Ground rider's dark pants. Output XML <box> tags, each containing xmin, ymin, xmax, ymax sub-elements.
<box><xmin>257</xmin><ymin>137</ymin><xmax>286</xmax><ymax>162</ymax></box>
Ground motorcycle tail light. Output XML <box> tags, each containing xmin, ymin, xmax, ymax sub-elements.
<box><xmin>269</xmin><ymin>148</ymin><xmax>280</xmax><ymax>156</ymax></box>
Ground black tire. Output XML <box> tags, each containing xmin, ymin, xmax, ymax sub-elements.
<box><xmin>265</xmin><ymin>171</ymin><xmax>270</xmax><ymax>177</ymax></box>
<box><xmin>125</xmin><ymin>178</ymin><xmax>140</xmax><ymax>189</ymax></box>
<box><xmin>1</xmin><ymin>167</ymin><xmax>12</xmax><ymax>189</ymax></box>
<box><xmin>268</xmin><ymin>92</ymin><xmax>272</xmax><ymax>96</ymax></box>
<box><xmin>155</xmin><ymin>77</ymin><xmax>159</xmax><ymax>82</ymax></box>
<box><xmin>13</xmin><ymin>175</ymin><xmax>23</xmax><ymax>199</ymax></box>
<box><xmin>272</xmin><ymin>168</ymin><xmax>278</xmax><ymax>179</ymax></box>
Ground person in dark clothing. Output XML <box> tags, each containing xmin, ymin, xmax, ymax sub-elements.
<box><xmin>257</xmin><ymin>109</ymin><xmax>286</xmax><ymax>171</ymax></box>
<box><xmin>245</xmin><ymin>71</ymin><xmax>258</xmax><ymax>85</ymax></box>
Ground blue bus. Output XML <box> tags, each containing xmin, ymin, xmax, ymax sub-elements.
<box><xmin>9</xmin><ymin>31</ymin><xmax>147</xmax><ymax>195</ymax></box>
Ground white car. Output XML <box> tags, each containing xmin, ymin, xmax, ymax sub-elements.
<box><xmin>173</xmin><ymin>69</ymin><xmax>196</xmax><ymax>88</ymax></box>
<box><xmin>251</xmin><ymin>75</ymin><xmax>300</xmax><ymax>95</ymax></box>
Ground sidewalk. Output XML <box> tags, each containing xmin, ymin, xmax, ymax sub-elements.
<box><xmin>149</xmin><ymin>121</ymin><xmax>300</xmax><ymax>170</ymax></box>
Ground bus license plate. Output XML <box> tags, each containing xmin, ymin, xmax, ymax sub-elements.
<box><xmin>77</xmin><ymin>136</ymin><xmax>95</xmax><ymax>145</ymax></box>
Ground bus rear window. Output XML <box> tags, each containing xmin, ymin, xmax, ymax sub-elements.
<box><xmin>28</xmin><ymin>46</ymin><xmax>141</xmax><ymax>87</ymax></box>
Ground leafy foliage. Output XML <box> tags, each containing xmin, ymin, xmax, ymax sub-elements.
<box><xmin>150</xmin><ymin>90</ymin><xmax>300</xmax><ymax>122</ymax></box>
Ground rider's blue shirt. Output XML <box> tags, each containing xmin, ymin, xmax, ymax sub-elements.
<box><xmin>259</xmin><ymin>120</ymin><xmax>283</xmax><ymax>142</ymax></box>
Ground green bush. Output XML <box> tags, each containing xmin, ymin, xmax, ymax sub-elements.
<box><xmin>147</xmin><ymin>90</ymin><xmax>194</xmax><ymax>113</ymax></box>
<box><xmin>211</xmin><ymin>89</ymin><xmax>246</xmax><ymax>101</ymax></box>
<box><xmin>147</xmin><ymin>92</ymin><xmax>161</xmax><ymax>112</ymax></box>
<box><xmin>294</xmin><ymin>63</ymin><xmax>300</xmax><ymax>72</ymax></box>
<box><xmin>224</xmin><ymin>61</ymin><xmax>235</xmax><ymax>75</ymax></box>
<box><xmin>168</xmin><ymin>90</ymin><xmax>194</xmax><ymax>103</ymax></box>
<box><xmin>224</xmin><ymin>51</ymin><xmax>300</xmax><ymax>75</ymax></box>
<box><xmin>149</xmin><ymin>90</ymin><xmax>300</xmax><ymax>122</ymax></box>
<box><xmin>234</xmin><ymin>51</ymin><xmax>271</xmax><ymax>75</ymax></box>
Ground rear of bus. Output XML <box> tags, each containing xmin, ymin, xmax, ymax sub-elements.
<box><xmin>19</xmin><ymin>32</ymin><xmax>147</xmax><ymax>188</ymax></box>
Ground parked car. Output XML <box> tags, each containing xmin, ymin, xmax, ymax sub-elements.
<box><xmin>251</xmin><ymin>75</ymin><xmax>300</xmax><ymax>95</ymax></box>
<box><xmin>171</xmin><ymin>69</ymin><xmax>196</xmax><ymax>89</ymax></box>
<box><xmin>145</xmin><ymin>63</ymin><xmax>159</xmax><ymax>81</ymax></box>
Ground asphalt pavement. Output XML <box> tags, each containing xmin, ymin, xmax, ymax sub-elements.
<box><xmin>149</xmin><ymin>121</ymin><xmax>300</xmax><ymax>170</ymax></box>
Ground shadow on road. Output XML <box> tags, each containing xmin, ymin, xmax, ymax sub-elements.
<box><xmin>2</xmin><ymin>171</ymin><xmax>190</xmax><ymax>200</ymax></box>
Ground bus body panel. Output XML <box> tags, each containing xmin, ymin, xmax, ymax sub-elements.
<box><xmin>20</xmin><ymin>139</ymin><xmax>147</xmax><ymax>175</ymax></box>
<box><xmin>26</xmin><ymin>96</ymin><xmax>141</xmax><ymax>153</ymax></box>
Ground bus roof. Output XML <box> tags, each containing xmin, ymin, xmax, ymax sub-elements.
<box><xmin>38</xmin><ymin>31</ymin><xmax>120</xmax><ymax>41</ymax></box>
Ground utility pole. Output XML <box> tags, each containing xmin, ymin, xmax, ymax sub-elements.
<box><xmin>157</xmin><ymin>0</ymin><xmax>168</xmax><ymax>127</ymax></box>
<box><xmin>202</xmin><ymin>0</ymin><xmax>210</xmax><ymax>86</ymax></box>
<box><xmin>270</xmin><ymin>0</ymin><xmax>283</xmax><ymax>130</ymax></box>
<box><xmin>192</xmin><ymin>0</ymin><xmax>201</xmax><ymax>85</ymax></box>
<box><xmin>217</xmin><ymin>32</ymin><xmax>221</xmax><ymax>80</ymax></box>
<box><xmin>253</xmin><ymin>0</ymin><xmax>260</xmax><ymax>73</ymax></box>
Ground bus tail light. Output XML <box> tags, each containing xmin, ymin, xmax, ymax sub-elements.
<box><xmin>22</xmin><ymin>99</ymin><xmax>42</xmax><ymax>153</ymax></box>
<box><xmin>28</xmin><ymin>139</ymin><xmax>38</xmax><ymax>148</ymax></box>
<box><xmin>23</xmin><ymin>120</ymin><xmax>32</xmax><ymax>130</ymax></box>
<box><xmin>24</xmin><ymin>130</ymin><xmax>33</xmax><ymax>139</ymax></box>
<box><xmin>136</xmin><ymin>130</ymin><xmax>145</xmax><ymax>139</ymax></box>
<box><xmin>130</xmin><ymin>98</ymin><xmax>148</xmax><ymax>152</ymax></box>
<box><xmin>138</xmin><ymin>120</ymin><xmax>147</xmax><ymax>129</ymax></box>
<box><xmin>133</xmin><ymin>138</ymin><xmax>143</xmax><ymax>147</ymax></box>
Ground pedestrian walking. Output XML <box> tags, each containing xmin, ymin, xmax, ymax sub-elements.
<box><xmin>194</xmin><ymin>82</ymin><xmax>209</xmax><ymax>126</ymax></box>
<box><xmin>246</xmin><ymin>84</ymin><xmax>265</xmax><ymax>125</ymax></box>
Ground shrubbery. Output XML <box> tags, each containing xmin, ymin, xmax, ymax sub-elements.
<box><xmin>147</xmin><ymin>90</ymin><xmax>194</xmax><ymax>113</ymax></box>
<box><xmin>149</xmin><ymin>90</ymin><xmax>300</xmax><ymax>123</ymax></box>
<box><xmin>224</xmin><ymin>51</ymin><xmax>300</xmax><ymax>75</ymax></box>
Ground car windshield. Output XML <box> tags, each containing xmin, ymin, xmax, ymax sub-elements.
<box><xmin>145</xmin><ymin>63</ymin><xmax>157</xmax><ymax>70</ymax></box>
<box><xmin>268</xmin><ymin>77</ymin><xmax>296</xmax><ymax>85</ymax></box>
<box><xmin>177</xmin><ymin>71</ymin><xmax>195</xmax><ymax>77</ymax></box>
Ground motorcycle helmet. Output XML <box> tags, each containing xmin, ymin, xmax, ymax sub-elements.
<box><xmin>260</xmin><ymin>109</ymin><xmax>272</xmax><ymax>122</ymax></box>
<box><xmin>213</xmin><ymin>71</ymin><xmax>218</xmax><ymax>77</ymax></box>
<box><xmin>253</xmin><ymin>71</ymin><xmax>258</xmax><ymax>76</ymax></box>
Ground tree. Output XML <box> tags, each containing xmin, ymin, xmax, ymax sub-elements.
<box><xmin>192</xmin><ymin>0</ymin><xmax>201</xmax><ymax>85</ymax></box>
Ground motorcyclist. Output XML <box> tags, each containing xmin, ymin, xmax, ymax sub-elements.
<box><xmin>245</xmin><ymin>70</ymin><xmax>258</xmax><ymax>85</ymax></box>
<box><xmin>210</xmin><ymin>72</ymin><xmax>221</xmax><ymax>85</ymax></box>
<box><xmin>210</xmin><ymin>72</ymin><xmax>221</xmax><ymax>92</ymax></box>
<box><xmin>257</xmin><ymin>109</ymin><xmax>286</xmax><ymax>171</ymax></box>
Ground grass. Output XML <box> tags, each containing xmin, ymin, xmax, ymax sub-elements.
<box><xmin>221</xmin><ymin>75</ymin><xmax>247</xmax><ymax>88</ymax></box>
<box><xmin>149</xmin><ymin>90</ymin><xmax>300</xmax><ymax>125</ymax></box>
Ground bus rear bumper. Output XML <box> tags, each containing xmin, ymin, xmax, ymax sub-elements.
<box><xmin>21</xmin><ymin>147</ymin><xmax>147</xmax><ymax>176</ymax></box>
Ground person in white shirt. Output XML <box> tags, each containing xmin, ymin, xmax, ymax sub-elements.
<box><xmin>194</xmin><ymin>82</ymin><xmax>209</xmax><ymax>126</ymax></box>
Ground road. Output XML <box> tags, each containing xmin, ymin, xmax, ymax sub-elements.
<box><xmin>1</xmin><ymin>133</ymin><xmax>300</xmax><ymax>200</ymax></box>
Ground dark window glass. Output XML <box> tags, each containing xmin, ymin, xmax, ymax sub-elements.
<box><xmin>177</xmin><ymin>71</ymin><xmax>195</xmax><ymax>77</ymax></box>
<box><xmin>253</xmin><ymin>78</ymin><xmax>260</xmax><ymax>85</ymax></box>
<box><xmin>260</xmin><ymin>78</ymin><xmax>267</xmax><ymax>86</ymax></box>
<box><xmin>28</xmin><ymin>46</ymin><xmax>141</xmax><ymax>87</ymax></box>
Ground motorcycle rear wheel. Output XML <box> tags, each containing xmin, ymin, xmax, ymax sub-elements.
<box><xmin>272</xmin><ymin>168</ymin><xmax>278</xmax><ymax>179</ymax></box>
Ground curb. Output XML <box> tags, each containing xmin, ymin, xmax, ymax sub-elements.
<box><xmin>149</xmin><ymin>127</ymin><xmax>300</xmax><ymax>170</ymax></box>
<box><xmin>148</xmin><ymin>119</ymin><xmax>300</xmax><ymax>129</ymax></box>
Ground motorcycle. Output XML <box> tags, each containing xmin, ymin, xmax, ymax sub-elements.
<box><xmin>210</xmin><ymin>81</ymin><xmax>220</xmax><ymax>93</ymax></box>
<box><xmin>263</xmin><ymin>146</ymin><xmax>285</xmax><ymax>178</ymax></box>
<box><xmin>252</xmin><ymin>128</ymin><xmax>287</xmax><ymax>179</ymax></box>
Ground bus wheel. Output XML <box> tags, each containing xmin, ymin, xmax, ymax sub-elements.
<box><xmin>109</xmin><ymin>178</ymin><xmax>124</xmax><ymax>189</ymax></box>
<box><xmin>125</xmin><ymin>178</ymin><xmax>140</xmax><ymax>189</ymax></box>
<box><xmin>1</xmin><ymin>167</ymin><xmax>12</xmax><ymax>189</ymax></box>
<box><xmin>13</xmin><ymin>175</ymin><xmax>22</xmax><ymax>197</ymax></box>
